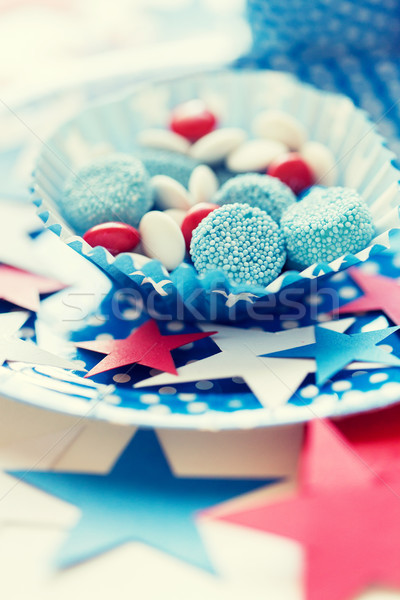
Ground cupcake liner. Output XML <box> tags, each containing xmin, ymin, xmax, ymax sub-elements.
<box><xmin>32</xmin><ymin>69</ymin><xmax>400</xmax><ymax>322</ymax></box>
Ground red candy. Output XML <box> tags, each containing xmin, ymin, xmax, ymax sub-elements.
<box><xmin>268</xmin><ymin>152</ymin><xmax>315</xmax><ymax>195</ymax></box>
<box><xmin>83</xmin><ymin>222</ymin><xmax>140</xmax><ymax>256</ymax></box>
<box><xmin>181</xmin><ymin>202</ymin><xmax>218</xmax><ymax>251</ymax></box>
<box><xmin>170</xmin><ymin>100</ymin><xmax>217</xmax><ymax>142</ymax></box>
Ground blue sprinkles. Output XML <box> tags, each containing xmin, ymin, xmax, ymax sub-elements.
<box><xmin>213</xmin><ymin>173</ymin><xmax>296</xmax><ymax>223</ymax></box>
<box><xmin>281</xmin><ymin>186</ymin><xmax>375</xmax><ymax>269</ymax></box>
<box><xmin>136</xmin><ymin>148</ymin><xmax>199</xmax><ymax>187</ymax></box>
<box><xmin>190</xmin><ymin>202</ymin><xmax>286</xmax><ymax>287</ymax></box>
<box><xmin>61</xmin><ymin>154</ymin><xmax>153</xmax><ymax>234</ymax></box>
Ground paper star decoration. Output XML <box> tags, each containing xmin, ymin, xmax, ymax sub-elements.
<box><xmin>0</xmin><ymin>204</ymin><xmax>44</xmax><ymax>272</ymax></box>
<box><xmin>76</xmin><ymin>319</ymin><xmax>217</xmax><ymax>379</ymax></box>
<box><xmin>0</xmin><ymin>311</ymin><xmax>77</xmax><ymax>370</ymax></box>
<box><xmin>217</xmin><ymin>419</ymin><xmax>400</xmax><ymax>600</ymax></box>
<box><xmin>135</xmin><ymin>319</ymin><xmax>354</xmax><ymax>408</ymax></box>
<box><xmin>213</xmin><ymin>290</ymin><xmax>258</xmax><ymax>307</ymax></box>
<box><xmin>8</xmin><ymin>429</ymin><xmax>275</xmax><ymax>571</ymax></box>
<box><xmin>337</xmin><ymin>403</ymin><xmax>400</xmax><ymax>477</ymax></box>
<box><xmin>265</xmin><ymin>325</ymin><xmax>400</xmax><ymax>385</ymax></box>
<box><xmin>133</xmin><ymin>271</ymin><xmax>173</xmax><ymax>296</ymax></box>
<box><xmin>0</xmin><ymin>264</ymin><xmax>65</xmax><ymax>312</ymax></box>
<box><xmin>337</xmin><ymin>267</ymin><xmax>400</xmax><ymax>325</ymax></box>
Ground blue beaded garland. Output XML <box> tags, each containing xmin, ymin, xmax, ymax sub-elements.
<box><xmin>61</xmin><ymin>154</ymin><xmax>153</xmax><ymax>235</ymax></box>
<box><xmin>190</xmin><ymin>202</ymin><xmax>286</xmax><ymax>287</ymax></box>
<box><xmin>281</xmin><ymin>186</ymin><xmax>375</xmax><ymax>269</ymax></box>
<box><xmin>136</xmin><ymin>148</ymin><xmax>199</xmax><ymax>187</ymax></box>
<box><xmin>213</xmin><ymin>173</ymin><xmax>296</xmax><ymax>223</ymax></box>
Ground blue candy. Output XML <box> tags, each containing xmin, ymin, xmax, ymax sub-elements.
<box><xmin>281</xmin><ymin>186</ymin><xmax>375</xmax><ymax>269</ymax></box>
<box><xmin>136</xmin><ymin>148</ymin><xmax>199</xmax><ymax>187</ymax></box>
<box><xmin>190</xmin><ymin>202</ymin><xmax>286</xmax><ymax>287</ymax></box>
<box><xmin>212</xmin><ymin>165</ymin><xmax>236</xmax><ymax>186</ymax></box>
<box><xmin>61</xmin><ymin>154</ymin><xmax>153</xmax><ymax>235</ymax></box>
<box><xmin>213</xmin><ymin>173</ymin><xmax>296</xmax><ymax>223</ymax></box>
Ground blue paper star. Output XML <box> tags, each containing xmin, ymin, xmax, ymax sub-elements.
<box><xmin>8</xmin><ymin>430</ymin><xmax>275</xmax><ymax>572</ymax></box>
<box><xmin>264</xmin><ymin>325</ymin><xmax>400</xmax><ymax>386</ymax></box>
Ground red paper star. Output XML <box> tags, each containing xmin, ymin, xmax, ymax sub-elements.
<box><xmin>76</xmin><ymin>319</ymin><xmax>217</xmax><ymax>378</ymax></box>
<box><xmin>216</xmin><ymin>420</ymin><xmax>400</xmax><ymax>600</ymax></box>
<box><xmin>337</xmin><ymin>267</ymin><xmax>400</xmax><ymax>324</ymax></box>
<box><xmin>0</xmin><ymin>265</ymin><xmax>66</xmax><ymax>312</ymax></box>
<box><xmin>336</xmin><ymin>404</ymin><xmax>400</xmax><ymax>478</ymax></box>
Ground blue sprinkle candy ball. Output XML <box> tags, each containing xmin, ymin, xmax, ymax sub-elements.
<box><xmin>136</xmin><ymin>148</ymin><xmax>199</xmax><ymax>187</ymax></box>
<box><xmin>213</xmin><ymin>173</ymin><xmax>296</xmax><ymax>223</ymax></box>
<box><xmin>281</xmin><ymin>186</ymin><xmax>375</xmax><ymax>269</ymax></box>
<box><xmin>213</xmin><ymin>165</ymin><xmax>236</xmax><ymax>186</ymax></box>
<box><xmin>61</xmin><ymin>154</ymin><xmax>153</xmax><ymax>235</ymax></box>
<box><xmin>190</xmin><ymin>203</ymin><xmax>286</xmax><ymax>287</ymax></box>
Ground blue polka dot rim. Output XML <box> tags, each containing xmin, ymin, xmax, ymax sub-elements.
<box><xmin>32</xmin><ymin>69</ymin><xmax>400</xmax><ymax>322</ymax></box>
<box><xmin>4</xmin><ymin>254</ymin><xmax>400</xmax><ymax>430</ymax></box>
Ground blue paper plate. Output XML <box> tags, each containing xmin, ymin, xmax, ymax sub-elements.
<box><xmin>2</xmin><ymin>240</ymin><xmax>400</xmax><ymax>430</ymax></box>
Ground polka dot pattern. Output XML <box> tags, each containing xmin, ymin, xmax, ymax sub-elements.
<box><xmin>113</xmin><ymin>373</ymin><xmax>131</xmax><ymax>384</ymax></box>
<box><xmin>18</xmin><ymin>245</ymin><xmax>400</xmax><ymax>425</ymax></box>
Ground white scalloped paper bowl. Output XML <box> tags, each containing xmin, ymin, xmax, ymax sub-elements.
<box><xmin>33</xmin><ymin>69</ymin><xmax>400</xmax><ymax>322</ymax></box>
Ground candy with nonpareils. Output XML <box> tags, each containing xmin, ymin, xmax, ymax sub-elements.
<box><xmin>61</xmin><ymin>154</ymin><xmax>153</xmax><ymax>234</ymax></box>
<box><xmin>281</xmin><ymin>186</ymin><xmax>375</xmax><ymax>269</ymax></box>
<box><xmin>190</xmin><ymin>202</ymin><xmax>286</xmax><ymax>287</ymax></box>
<box><xmin>214</xmin><ymin>174</ymin><xmax>296</xmax><ymax>223</ymax></box>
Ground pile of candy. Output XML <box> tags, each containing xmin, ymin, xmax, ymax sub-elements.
<box><xmin>62</xmin><ymin>99</ymin><xmax>375</xmax><ymax>288</ymax></box>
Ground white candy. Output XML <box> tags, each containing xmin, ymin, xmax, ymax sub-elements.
<box><xmin>137</xmin><ymin>129</ymin><xmax>190</xmax><ymax>154</ymax></box>
<box><xmin>163</xmin><ymin>208</ymin><xmax>187</xmax><ymax>227</ymax></box>
<box><xmin>188</xmin><ymin>165</ymin><xmax>219</xmax><ymax>203</ymax></box>
<box><xmin>300</xmin><ymin>141</ymin><xmax>338</xmax><ymax>186</ymax></box>
<box><xmin>139</xmin><ymin>211</ymin><xmax>185</xmax><ymax>271</ymax></box>
<box><xmin>189</xmin><ymin>128</ymin><xmax>246</xmax><ymax>165</ymax></box>
<box><xmin>151</xmin><ymin>175</ymin><xmax>192</xmax><ymax>211</ymax></box>
<box><xmin>252</xmin><ymin>109</ymin><xmax>307</xmax><ymax>150</ymax></box>
<box><xmin>226</xmin><ymin>139</ymin><xmax>287</xmax><ymax>173</ymax></box>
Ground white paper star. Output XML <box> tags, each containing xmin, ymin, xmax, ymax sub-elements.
<box><xmin>213</xmin><ymin>290</ymin><xmax>259</xmax><ymax>307</ymax></box>
<box><xmin>132</xmin><ymin>271</ymin><xmax>172</xmax><ymax>296</ymax></box>
<box><xmin>135</xmin><ymin>318</ymin><xmax>354</xmax><ymax>408</ymax></box>
<box><xmin>0</xmin><ymin>204</ymin><xmax>43</xmax><ymax>272</ymax></box>
<box><xmin>0</xmin><ymin>312</ymin><xmax>78</xmax><ymax>371</ymax></box>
